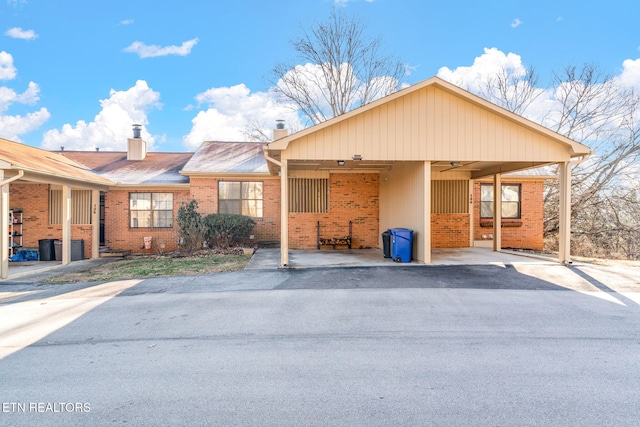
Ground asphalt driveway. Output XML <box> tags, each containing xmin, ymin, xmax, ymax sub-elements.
<box><xmin>1</xmin><ymin>262</ymin><xmax>639</xmax><ymax>426</ymax></box>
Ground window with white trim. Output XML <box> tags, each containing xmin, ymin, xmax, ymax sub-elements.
<box><xmin>130</xmin><ymin>193</ymin><xmax>174</xmax><ymax>228</ymax></box>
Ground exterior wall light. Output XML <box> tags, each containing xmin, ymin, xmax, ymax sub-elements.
<box><xmin>337</xmin><ymin>160</ymin><xmax>346</xmax><ymax>166</ymax></box>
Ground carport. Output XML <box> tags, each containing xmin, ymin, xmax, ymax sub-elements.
<box><xmin>0</xmin><ymin>138</ymin><xmax>112</xmax><ymax>279</ymax></box>
<box><xmin>265</xmin><ymin>77</ymin><xmax>591</xmax><ymax>267</ymax></box>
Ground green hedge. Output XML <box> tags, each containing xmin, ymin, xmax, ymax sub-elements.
<box><xmin>204</xmin><ymin>213</ymin><xmax>256</xmax><ymax>248</ymax></box>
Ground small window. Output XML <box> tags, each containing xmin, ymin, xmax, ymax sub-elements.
<box><xmin>218</xmin><ymin>182</ymin><xmax>263</xmax><ymax>217</ymax></box>
<box><xmin>288</xmin><ymin>178</ymin><xmax>329</xmax><ymax>213</ymax></box>
<box><xmin>480</xmin><ymin>184</ymin><xmax>521</xmax><ymax>219</ymax></box>
<box><xmin>130</xmin><ymin>193</ymin><xmax>173</xmax><ymax>228</ymax></box>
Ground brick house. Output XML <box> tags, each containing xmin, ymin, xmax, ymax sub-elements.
<box><xmin>0</xmin><ymin>77</ymin><xmax>590</xmax><ymax>277</ymax></box>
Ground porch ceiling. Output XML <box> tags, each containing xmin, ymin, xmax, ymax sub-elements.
<box><xmin>285</xmin><ymin>159</ymin><xmax>553</xmax><ymax>178</ymax></box>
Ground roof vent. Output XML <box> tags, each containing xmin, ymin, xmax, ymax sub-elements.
<box><xmin>132</xmin><ymin>124</ymin><xmax>142</xmax><ymax>139</ymax></box>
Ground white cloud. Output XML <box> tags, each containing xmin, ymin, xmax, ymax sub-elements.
<box><xmin>0</xmin><ymin>51</ymin><xmax>17</xmax><ymax>80</ymax></box>
<box><xmin>183</xmin><ymin>83</ymin><xmax>301</xmax><ymax>149</ymax></box>
<box><xmin>120</xmin><ymin>19</ymin><xmax>134</xmax><ymax>26</ymax></box>
<box><xmin>511</xmin><ymin>18</ymin><xmax>522</xmax><ymax>28</ymax></box>
<box><xmin>0</xmin><ymin>108</ymin><xmax>50</xmax><ymax>141</ymax></box>
<box><xmin>41</xmin><ymin>80</ymin><xmax>161</xmax><ymax>151</ymax></box>
<box><xmin>123</xmin><ymin>38</ymin><xmax>199</xmax><ymax>58</ymax></box>
<box><xmin>437</xmin><ymin>47</ymin><xmax>528</xmax><ymax>93</ymax></box>
<box><xmin>4</xmin><ymin>27</ymin><xmax>38</xmax><ymax>40</ymax></box>
<box><xmin>616</xmin><ymin>58</ymin><xmax>640</xmax><ymax>89</ymax></box>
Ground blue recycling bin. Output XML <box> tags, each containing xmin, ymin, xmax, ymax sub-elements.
<box><xmin>389</xmin><ymin>228</ymin><xmax>413</xmax><ymax>263</ymax></box>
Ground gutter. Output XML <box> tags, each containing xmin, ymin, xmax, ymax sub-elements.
<box><xmin>0</xmin><ymin>170</ymin><xmax>24</xmax><ymax>186</ymax></box>
<box><xmin>263</xmin><ymin>146</ymin><xmax>282</xmax><ymax>168</ymax></box>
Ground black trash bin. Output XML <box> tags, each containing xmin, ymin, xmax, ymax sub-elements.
<box><xmin>381</xmin><ymin>231</ymin><xmax>391</xmax><ymax>258</ymax></box>
<box><xmin>38</xmin><ymin>239</ymin><xmax>56</xmax><ymax>261</ymax></box>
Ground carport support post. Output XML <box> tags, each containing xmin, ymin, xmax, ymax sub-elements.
<box><xmin>493</xmin><ymin>173</ymin><xmax>502</xmax><ymax>251</ymax></box>
<box><xmin>0</xmin><ymin>170</ymin><xmax>8</xmax><ymax>279</ymax></box>
<box><xmin>423</xmin><ymin>161</ymin><xmax>431</xmax><ymax>264</ymax></box>
<box><xmin>91</xmin><ymin>190</ymin><xmax>99</xmax><ymax>259</ymax></box>
<box><xmin>558</xmin><ymin>161</ymin><xmax>572</xmax><ymax>263</ymax></box>
<box><xmin>280</xmin><ymin>159</ymin><xmax>289</xmax><ymax>267</ymax></box>
<box><xmin>62</xmin><ymin>185</ymin><xmax>71</xmax><ymax>265</ymax></box>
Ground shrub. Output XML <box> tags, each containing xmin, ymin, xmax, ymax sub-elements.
<box><xmin>204</xmin><ymin>213</ymin><xmax>256</xmax><ymax>249</ymax></box>
<box><xmin>176</xmin><ymin>199</ymin><xmax>206</xmax><ymax>254</ymax></box>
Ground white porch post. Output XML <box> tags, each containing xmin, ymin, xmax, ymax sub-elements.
<box><xmin>493</xmin><ymin>173</ymin><xmax>502</xmax><ymax>251</ymax></box>
<box><xmin>280</xmin><ymin>158</ymin><xmax>289</xmax><ymax>267</ymax></box>
<box><xmin>62</xmin><ymin>185</ymin><xmax>72</xmax><ymax>264</ymax></box>
<box><xmin>0</xmin><ymin>171</ymin><xmax>8</xmax><ymax>279</ymax></box>
<box><xmin>558</xmin><ymin>161</ymin><xmax>572</xmax><ymax>263</ymax></box>
<box><xmin>423</xmin><ymin>161</ymin><xmax>431</xmax><ymax>264</ymax></box>
<box><xmin>91</xmin><ymin>190</ymin><xmax>100</xmax><ymax>259</ymax></box>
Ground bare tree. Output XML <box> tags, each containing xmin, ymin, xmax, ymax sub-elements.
<box><xmin>270</xmin><ymin>9</ymin><xmax>405</xmax><ymax>126</ymax></box>
<box><xmin>476</xmin><ymin>63</ymin><xmax>640</xmax><ymax>259</ymax></box>
<box><xmin>477</xmin><ymin>65</ymin><xmax>542</xmax><ymax>115</ymax></box>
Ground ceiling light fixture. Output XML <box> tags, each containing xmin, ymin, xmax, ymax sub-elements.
<box><xmin>337</xmin><ymin>160</ymin><xmax>345</xmax><ymax>166</ymax></box>
<box><xmin>450</xmin><ymin>161</ymin><xmax>460</xmax><ymax>167</ymax></box>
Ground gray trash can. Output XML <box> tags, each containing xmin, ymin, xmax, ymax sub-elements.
<box><xmin>381</xmin><ymin>231</ymin><xmax>391</xmax><ymax>258</ymax></box>
<box><xmin>53</xmin><ymin>240</ymin><xmax>85</xmax><ymax>261</ymax></box>
<box><xmin>53</xmin><ymin>240</ymin><xmax>62</xmax><ymax>261</ymax></box>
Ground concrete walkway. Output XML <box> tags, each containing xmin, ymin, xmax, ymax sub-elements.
<box><xmin>245</xmin><ymin>247</ymin><xmax>559</xmax><ymax>270</ymax></box>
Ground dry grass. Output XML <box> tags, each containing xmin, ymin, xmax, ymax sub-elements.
<box><xmin>45</xmin><ymin>250</ymin><xmax>253</xmax><ymax>284</ymax></box>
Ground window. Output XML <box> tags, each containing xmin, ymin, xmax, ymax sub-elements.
<box><xmin>130</xmin><ymin>193</ymin><xmax>173</xmax><ymax>228</ymax></box>
<box><xmin>288</xmin><ymin>178</ymin><xmax>329</xmax><ymax>213</ymax></box>
<box><xmin>50</xmin><ymin>189</ymin><xmax>92</xmax><ymax>225</ymax></box>
<box><xmin>480</xmin><ymin>184</ymin><xmax>521</xmax><ymax>219</ymax></box>
<box><xmin>218</xmin><ymin>182</ymin><xmax>263</xmax><ymax>217</ymax></box>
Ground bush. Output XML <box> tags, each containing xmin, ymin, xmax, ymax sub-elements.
<box><xmin>204</xmin><ymin>213</ymin><xmax>256</xmax><ymax>249</ymax></box>
<box><xmin>176</xmin><ymin>199</ymin><xmax>206</xmax><ymax>254</ymax></box>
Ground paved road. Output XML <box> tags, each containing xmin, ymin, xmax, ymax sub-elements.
<box><xmin>1</xmin><ymin>264</ymin><xmax>639</xmax><ymax>426</ymax></box>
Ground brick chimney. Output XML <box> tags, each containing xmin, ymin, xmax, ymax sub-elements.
<box><xmin>127</xmin><ymin>124</ymin><xmax>147</xmax><ymax>160</ymax></box>
<box><xmin>273</xmin><ymin>119</ymin><xmax>288</xmax><ymax>140</ymax></box>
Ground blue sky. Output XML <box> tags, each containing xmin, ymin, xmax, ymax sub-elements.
<box><xmin>1</xmin><ymin>0</ymin><xmax>639</xmax><ymax>152</ymax></box>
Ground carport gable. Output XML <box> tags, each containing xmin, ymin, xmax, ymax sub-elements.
<box><xmin>265</xmin><ymin>76</ymin><xmax>590</xmax><ymax>266</ymax></box>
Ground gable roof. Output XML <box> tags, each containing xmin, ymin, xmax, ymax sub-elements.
<box><xmin>181</xmin><ymin>141</ymin><xmax>268</xmax><ymax>175</ymax></box>
<box><xmin>60</xmin><ymin>151</ymin><xmax>192</xmax><ymax>185</ymax></box>
<box><xmin>0</xmin><ymin>137</ymin><xmax>113</xmax><ymax>187</ymax></box>
<box><xmin>267</xmin><ymin>76</ymin><xmax>591</xmax><ymax>158</ymax></box>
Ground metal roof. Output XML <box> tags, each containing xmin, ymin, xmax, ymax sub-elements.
<box><xmin>182</xmin><ymin>141</ymin><xmax>268</xmax><ymax>175</ymax></box>
<box><xmin>0</xmin><ymin>138</ymin><xmax>113</xmax><ymax>186</ymax></box>
<box><xmin>60</xmin><ymin>151</ymin><xmax>193</xmax><ymax>185</ymax></box>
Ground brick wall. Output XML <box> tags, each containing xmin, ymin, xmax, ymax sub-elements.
<box><xmin>289</xmin><ymin>173</ymin><xmax>379</xmax><ymax>249</ymax></box>
<box><xmin>431</xmin><ymin>214</ymin><xmax>470</xmax><ymax>248</ymax></box>
<box><xmin>104</xmin><ymin>189</ymin><xmax>190</xmax><ymax>253</ymax></box>
<box><xmin>9</xmin><ymin>183</ymin><xmax>94</xmax><ymax>258</ymax></box>
<box><xmin>473</xmin><ymin>180</ymin><xmax>544</xmax><ymax>250</ymax></box>
<box><xmin>189</xmin><ymin>177</ymin><xmax>281</xmax><ymax>244</ymax></box>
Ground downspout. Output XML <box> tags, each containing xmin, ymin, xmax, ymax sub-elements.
<box><xmin>0</xmin><ymin>170</ymin><xmax>25</xmax><ymax>186</ymax></box>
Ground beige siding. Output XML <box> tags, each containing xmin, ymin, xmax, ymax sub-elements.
<box><xmin>286</xmin><ymin>86</ymin><xmax>570</xmax><ymax>163</ymax></box>
<box><xmin>379</xmin><ymin>162</ymin><xmax>426</xmax><ymax>262</ymax></box>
